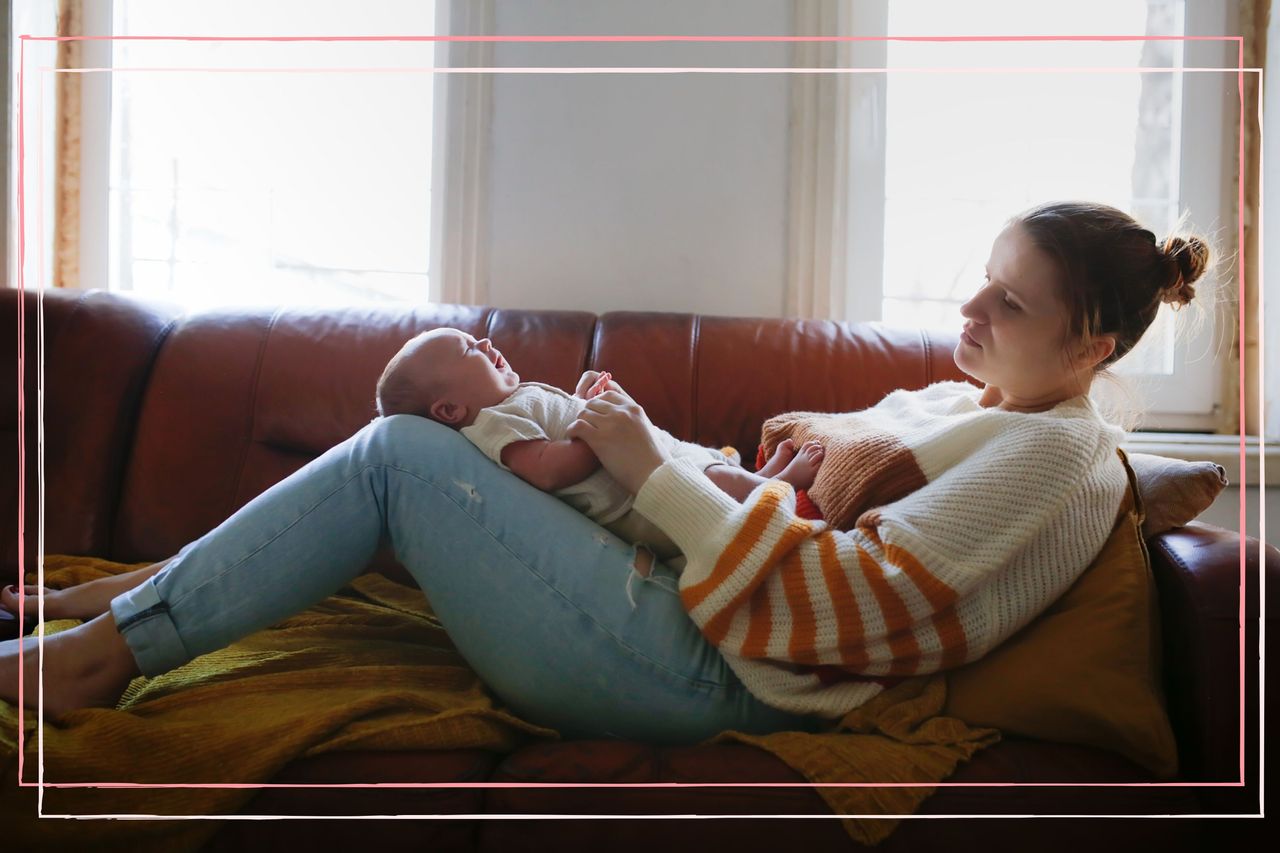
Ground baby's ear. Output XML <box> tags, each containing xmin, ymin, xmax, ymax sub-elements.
<box><xmin>430</xmin><ymin>399</ymin><xmax>466</xmax><ymax>426</ymax></box>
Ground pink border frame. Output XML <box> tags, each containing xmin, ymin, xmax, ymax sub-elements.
<box><xmin>10</xmin><ymin>31</ymin><xmax>1262</xmax><ymax>820</ymax></box>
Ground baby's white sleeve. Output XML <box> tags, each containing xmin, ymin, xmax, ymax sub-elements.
<box><xmin>460</xmin><ymin>404</ymin><xmax>550</xmax><ymax>470</ymax></box>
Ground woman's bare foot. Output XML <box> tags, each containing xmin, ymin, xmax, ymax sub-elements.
<box><xmin>771</xmin><ymin>440</ymin><xmax>825</xmax><ymax>492</ymax></box>
<box><xmin>0</xmin><ymin>613</ymin><xmax>141</xmax><ymax>717</ymax></box>
<box><xmin>2</xmin><ymin>585</ymin><xmax>74</xmax><ymax>621</ymax></box>
<box><xmin>757</xmin><ymin>438</ymin><xmax>797</xmax><ymax>478</ymax></box>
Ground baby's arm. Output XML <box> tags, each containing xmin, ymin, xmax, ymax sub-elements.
<box><xmin>501</xmin><ymin>438</ymin><xmax>602</xmax><ymax>492</ymax></box>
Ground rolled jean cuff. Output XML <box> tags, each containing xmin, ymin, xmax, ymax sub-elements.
<box><xmin>109</xmin><ymin>577</ymin><xmax>193</xmax><ymax>677</ymax></box>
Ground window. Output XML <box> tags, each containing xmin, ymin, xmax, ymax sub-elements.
<box><xmin>93</xmin><ymin>0</ymin><xmax>438</xmax><ymax>310</ymax></box>
<box><xmin>842</xmin><ymin>0</ymin><xmax>1238</xmax><ymax>431</ymax></box>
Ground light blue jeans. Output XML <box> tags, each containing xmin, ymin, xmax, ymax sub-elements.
<box><xmin>109</xmin><ymin>414</ymin><xmax>818</xmax><ymax>742</ymax></box>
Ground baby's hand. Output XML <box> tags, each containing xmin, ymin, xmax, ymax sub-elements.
<box><xmin>575</xmin><ymin>370</ymin><xmax>614</xmax><ymax>399</ymax></box>
<box><xmin>586</xmin><ymin>371</ymin><xmax>612</xmax><ymax>399</ymax></box>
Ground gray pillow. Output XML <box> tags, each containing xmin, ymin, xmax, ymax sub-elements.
<box><xmin>1127</xmin><ymin>452</ymin><xmax>1229</xmax><ymax>537</ymax></box>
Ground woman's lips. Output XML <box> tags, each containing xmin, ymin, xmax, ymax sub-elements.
<box><xmin>961</xmin><ymin>329</ymin><xmax>982</xmax><ymax>348</ymax></box>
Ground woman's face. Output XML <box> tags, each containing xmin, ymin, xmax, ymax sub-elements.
<box><xmin>956</xmin><ymin>224</ymin><xmax>1092</xmax><ymax>408</ymax></box>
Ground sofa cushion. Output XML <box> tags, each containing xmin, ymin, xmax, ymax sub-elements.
<box><xmin>590</xmin><ymin>312</ymin><xmax>970</xmax><ymax>458</ymax></box>
<box><xmin>479</xmin><ymin>737</ymin><xmax>1202</xmax><ymax>851</ymax></box>
<box><xmin>110</xmin><ymin>304</ymin><xmax>595</xmax><ymax>561</ymax></box>
<box><xmin>205</xmin><ymin>749</ymin><xmax>498</xmax><ymax>851</ymax></box>
<box><xmin>1126</xmin><ymin>451</ymin><xmax>1228</xmax><ymax>537</ymax></box>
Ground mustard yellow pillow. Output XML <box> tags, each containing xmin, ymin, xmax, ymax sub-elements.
<box><xmin>944</xmin><ymin>449</ymin><xmax>1178</xmax><ymax>777</ymax></box>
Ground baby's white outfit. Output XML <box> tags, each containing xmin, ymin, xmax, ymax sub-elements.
<box><xmin>460</xmin><ymin>382</ymin><xmax>735</xmax><ymax>559</ymax></box>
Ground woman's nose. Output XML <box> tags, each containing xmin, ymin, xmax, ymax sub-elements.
<box><xmin>959</xmin><ymin>292</ymin><xmax>985</xmax><ymax>322</ymax></box>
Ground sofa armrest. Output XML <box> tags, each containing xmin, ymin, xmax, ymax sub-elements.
<box><xmin>2</xmin><ymin>289</ymin><xmax>179</xmax><ymax>574</ymax></box>
<box><xmin>1146</xmin><ymin>522</ymin><xmax>1271</xmax><ymax>799</ymax></box>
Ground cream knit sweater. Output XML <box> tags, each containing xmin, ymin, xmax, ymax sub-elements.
<box><xmin>631</xmin><ymin>381</ymin><xmax>1129</xmax><ymax>717</ymax></box>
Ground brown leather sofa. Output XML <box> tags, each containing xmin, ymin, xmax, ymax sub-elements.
<box><xmin>3</xmin><ymin>287</ymin><xmax>1271</xmax><ymax>851</ymax></box>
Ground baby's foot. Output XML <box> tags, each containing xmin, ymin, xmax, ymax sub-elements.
<box><xmin>771</xmin><ymin>440</ymin><xmax>825</xmax><ymax>492</ymax></box>
<box><xmin>757</xmin><ymin>439</ymin><xmax>797</xmax><ymax>478</ymax></box>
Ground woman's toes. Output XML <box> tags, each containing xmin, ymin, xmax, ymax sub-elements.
<box><xmin>1</xmin><ymin>585</ymin><xmax>21</xmax><ymax>615</ymax></box>
<box><xmin>2</xmin><ymin>585</ymin><xmax>51</xmax><ymax>618</ymax></box>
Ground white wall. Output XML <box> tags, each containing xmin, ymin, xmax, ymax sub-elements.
<box><xmin>485</xmin><ymin>0</ymin><xmax>793</xmax><ymax>317</ymax></box>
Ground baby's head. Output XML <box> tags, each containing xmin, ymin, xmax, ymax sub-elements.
<box><xmin>376</xmin><ymin>328</ymin><xmax>520</xmax><ymax>428</ymax></box>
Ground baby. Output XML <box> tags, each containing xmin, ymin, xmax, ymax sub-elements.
<box><xmin>375</xmin><ymin>328</ymin><xmax>824</xmax><ymax>560</ymax></box>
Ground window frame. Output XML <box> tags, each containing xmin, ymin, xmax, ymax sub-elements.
<box><xmin>793</xmin><ymin>0</ymin><xmax>1241</xmax><ymax>434</ymax></box>
<box><xmin>65</xmin><ymin>0</ymin><xmax>485</xmax><ymax>308</ymax></box>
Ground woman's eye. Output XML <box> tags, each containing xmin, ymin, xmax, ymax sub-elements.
<box><xmin>1003</xmin><ymin>295</ymin><xmax>1020</xmax><ymax>311</ymax></box>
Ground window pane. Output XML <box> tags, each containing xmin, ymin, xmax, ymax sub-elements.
<box><xmin>108</xmin><ymin>0</ymin><xmax>436</xmax><ymax>310</ymax></box>
<box><xmin>881</xmin><ymin>0</ymin><xmax>1184</xmax><ymax>378</ymax></box>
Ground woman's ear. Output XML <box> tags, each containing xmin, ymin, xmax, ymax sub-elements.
<box><xmin>1075</xmin><ymin>334</ymin><xmax>1117</xmax><ymax>370</ymax></box>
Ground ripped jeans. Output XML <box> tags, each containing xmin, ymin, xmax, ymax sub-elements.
<box><xmin>109</xmin><ymin>415</ymin><xmax>819</xmax><ymax>742</ymax></box>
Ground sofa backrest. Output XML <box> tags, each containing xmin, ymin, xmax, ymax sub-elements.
<box><xmin>109</xmin><ymin>303</ymin><xmax>597</xmax><ymax>561</ymax></box>
<box><xmin>8</xmin><ymin>289</ymin><xmax>965</xmax><ymax>563</ymax></box>
<box><xmin>591</xmin><ymin>312</ymin><xmax>965</xmax><ymax>453</ymax></box>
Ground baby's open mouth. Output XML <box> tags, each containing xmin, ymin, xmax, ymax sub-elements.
<box><xmin>495</xmin><ymin>354</ymin><xmax>506</xmax><ymax>369</ymax></box>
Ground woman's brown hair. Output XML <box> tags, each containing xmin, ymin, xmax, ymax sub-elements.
<box><xmin>1008</xmin><ymin>201</ymin><xmax>1212</xmax><ymax>368</ymax></box>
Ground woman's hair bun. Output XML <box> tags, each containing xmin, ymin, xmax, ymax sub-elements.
<box><xmin>1158</xmin><ymin>234</ymin><xmax>1210</xmax><ymax>308</ymax></box>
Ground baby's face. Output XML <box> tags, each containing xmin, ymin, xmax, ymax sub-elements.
<box><xmin>411</xmin><ymin>328</ymin><xmax>521</xmax><ymax>418</ymax></box>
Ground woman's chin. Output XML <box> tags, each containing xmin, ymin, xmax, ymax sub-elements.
<box><xmin>953</xmin><ymin>345</ymin><xmax>983</xmax><ymax>381</ymax></box>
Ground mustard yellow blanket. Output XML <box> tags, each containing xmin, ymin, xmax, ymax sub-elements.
<box><xmin>1</xmin><ymin>557</ymin><xmax>998</xmax><ymax>849</ymax></box>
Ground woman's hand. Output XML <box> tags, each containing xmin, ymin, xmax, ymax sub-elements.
<box><xmin>567</xmin><ymin>386</ymin><xmax>669</xmax><ymax>495</ymax></box>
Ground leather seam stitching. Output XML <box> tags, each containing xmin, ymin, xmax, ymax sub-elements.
<box><xmin>228</xmin><ymin>311</ymin><xmax>280</xmax><ymax>519</ymax></box>
<box><xmin>690</xmin><ymin>314</ymin><xmax>701</xmax><ymax>441</ymax></box>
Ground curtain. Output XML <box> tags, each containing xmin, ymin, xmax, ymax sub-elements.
<box><xmin>1241</xmin><ymin>0</ymin><xmax>1268</xmax><ymax>436</ymax></box>
<box><xmin>53</xmin><ymin>0</ymin><xmax>82</xmax><ymax>289</ymax></box>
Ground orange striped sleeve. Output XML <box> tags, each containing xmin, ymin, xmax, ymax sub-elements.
<box><xmin>699</xmin><ymin>514</ymin><xmax>814</xmax><ymax>647</ymax></box>
<box><xmin>681</xmin><ymin>482</ymin><xmax>789</xmax><ymax>612</ymax></box>
<box><xmin>931</xmin><ymin>606</ymin><xmax>969</xmax><ymax>669</ymax></box>
<box><xmin>740</xmin><ymin>579</ymin><xmax>774</xmax><ymax>658</ymax></box>
<box><xmin>883</xmin><ymin>542</ymin><xmax>958</xmax><ymax>611</ymax></box>
<box><xmin>817</xmin><ymin>533</ymin><xmax>869</xmax><ymax>670</ymax></box>
<box><xmin>780</xmin><ymin>550</ymin><xmax>816</xmax><ymax>664</ymax></box>
<box><xmin>883</xmin><ymin>646</ymin><xmax>924</xmax><ymax>677</ymax></box>
<box><xmin>855</xmin><ymin>545</ymin><xmax>920</xmax><ymax>667</ymax></box>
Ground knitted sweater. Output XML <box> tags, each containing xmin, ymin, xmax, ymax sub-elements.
<box><xmin>631</xmin><ymin>381</ymin><xmax>1129</xmax><ymax>717</ymax></box>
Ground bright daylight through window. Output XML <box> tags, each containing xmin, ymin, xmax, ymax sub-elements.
<box><xmin>874</xmin><ymin>0</ymin><xmax>1231</xmax><ymax>429</ymax></box>
<box><xmin>107</xmin><ymin>0</ymin><xmax>436</xmax><ymax>310</ymax></box>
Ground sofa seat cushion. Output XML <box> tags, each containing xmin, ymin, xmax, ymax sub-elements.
<box><xmin>205</xmin><ymin>749</ymin><xmax>499</xmax><ymax>851</ymax></box>
<box><xmin>480</xmin><ymin>737</ymin><xmax>1203</xmax><ymax>851</ymax></box>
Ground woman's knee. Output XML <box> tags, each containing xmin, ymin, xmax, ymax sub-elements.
<box><xmin>358</xmin><ymin>414</ymin><xmax>463</xmax><ymax>463</ymax></box>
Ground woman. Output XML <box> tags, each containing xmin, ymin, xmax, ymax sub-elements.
<box><xmin>0</xmin><ymin>201</ymin><xmax>1209</xmax><ymax>741</ymax></box>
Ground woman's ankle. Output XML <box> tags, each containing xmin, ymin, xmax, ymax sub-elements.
<box><xmin>35</xmin><ymin>614</ymin><xmax>139</xmax><ymax>714</ymax></box>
